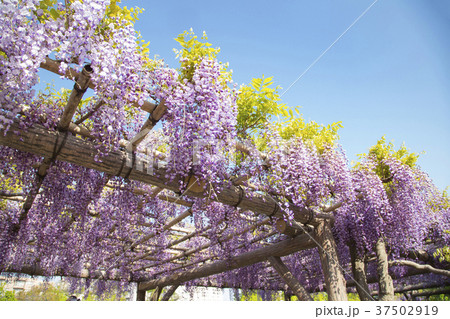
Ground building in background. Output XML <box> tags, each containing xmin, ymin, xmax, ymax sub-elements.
<box><xmin>176</xmin><ymin>286</ymin><xmax>230</xmax><ymax>301</ymax></box>
<box><xmin>0</xmin><ymin>274</ymin><xmax>42</xmax><ymax>294</ymax></box>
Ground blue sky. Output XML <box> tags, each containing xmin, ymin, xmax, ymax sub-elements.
<box><xmin>41</xmin><ymin>0</ymin><xmax>450</xmax><ymax>190</ymax></box>
<box><xmin>127</xmin><ymin>0</ymin><xmax>449</xmax><ymax>190</ymax></box>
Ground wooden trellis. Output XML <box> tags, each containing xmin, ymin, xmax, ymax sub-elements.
<box><xmin>2</xmin><ymin>57</ymin><xmax>416</xmax><ymax>302</ymax></box>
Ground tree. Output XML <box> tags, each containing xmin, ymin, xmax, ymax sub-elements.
<box><xmin>15</xmin><ymin>283</ymin><xmax>68</xmax><ymax>301</ymax></box>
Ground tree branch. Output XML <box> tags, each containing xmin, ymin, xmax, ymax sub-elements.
<box><xmin>390</xmin><ymin>260</ymin><xmax>450</xmax><ymax>278</ymax></box>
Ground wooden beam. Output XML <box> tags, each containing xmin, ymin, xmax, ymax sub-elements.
<box><xmin>149</xmin><ymin>230</ymin><xmax>278</xmax><ymax>278</ymax></box>
<box><xmin>371</xmin><ymin>281</ymin><xmax>450</xmax><ymax>296</ymax></box>
<box><xmin>158</xmin><ymin>195</ymin><xmax>193</xmax><ymax>208</ymax></box>
<box><xmin>74</xmin><ymin>100</ymin><xmax>105</xmax><ymax>125</ymax></box>
<box><xmin>68</xmin><ymin>122</ymin><xmax>95</xmax><ymax>139</ymax></box>
<box><xmin>138</xmin><ymin>232</ymin><xmax>316</xmax><ymax>291</ymax></box>
<box><xmin>0</xmin><ymin>121</ymin><xmax>332</xmax><ymax>226</ymax></box>
<box><xmin>116</xmin><ymin>208</ymin><xmax>192</xmax><ymax>256</ymax></box>
<box><xmin>268</xmin><ymin>256</ymin><xmax>313</xmax><ymax>301</ymax></box>
<box><xmin>275</xmin><ymin>219</ymin><xmax>313</xmax><ymax>237</ymax></box>
<box><xmin>40</xmin><ymin>57</ymin><xmax>156</xmax><ymax>113</ymax></box>
<box><xmin>149</xmin><ymin>286</ymin><xmax>162</xmax><ymax>301</ymax></box>
<box><xmin>347</xmin><ymin>268</ymin><xmax>432</xmax><ymax>288</ymax></box>
<box><xmin>4</xmin><ymin>264</ymin><xmax>136</xmax><ymax>282</ymax></box>
<box><xmin>16</xmin><ymin>66</ymin><xmax>92</xmax><ymax>230</ymax></box>
<box><xmin>126</xmin><ymin>99</ymin><xmax>167</xmax><ymax>150</ymax></box>
<box><xmin>58</xmin><ymin>65</ymin><xmax>93</xmax><ymax>130</ymax></box>
<box><xmin>411</xmin><ymin>287</ymin><xmax>450</xmax><ymax>298</ymax></box>
<box><xmin>160</xmin><ymin>285</ymin><xmax>179</xmax><ymax>301</ymax></box>
<box><xmin>136</xmin><ymin>290</ymin><xmax>146</xmax><ymax>301</ymax></box>
<box><xmin>313</xmin><ymin>220</ymin><xmax>347</xmax><ymax>301</ymax></box>
<box><xmin>134</xmin><ymin>217</ymin><xmax>271</xmax><ymax>271</ymax></box>
<box><xmin>389</xmin><ymin>260</ymin><xmax>450</xmax><ymax>278</ymax></box>
<box><xmin>131</xmin><ymin>225</ymin><xmax>211</xmax><ymax>265</ymax></box>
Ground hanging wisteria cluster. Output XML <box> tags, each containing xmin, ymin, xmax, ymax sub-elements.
<box><xmin>152</xmin><ymin>57</ymin><xmax>237</xmax><ymax>188</ymax></box>
<box><xmin>0</xmin><ymin>0</ymin><xmax>449</xmax><ymax>299</ymax></box>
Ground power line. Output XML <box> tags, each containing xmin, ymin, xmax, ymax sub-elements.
<box><xmin>281</xmin><ymin>0</ymin><xmax>379</xmax><ymax>98</ymax></box>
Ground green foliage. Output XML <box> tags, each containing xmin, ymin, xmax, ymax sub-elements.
<box><xmin>240</xmin><ymin>292</ymin><xmax>262</xmax><ymax>301</ymax></box>
<box><xmin>312</xmin><ymin>292</ymin><xmax>328</xmax><ymax>301</ymax></box>
<box><xmin>442</xmin><ymin>187</ymin><xmax>450</xmax><ymax>209</ymax></box>
<box><xmin>347</xmin><ymin>292</ymin><xmax>361</xmax><ymax>301</ymax></box>
<box><xmin>83</xmin><ymin>291</ymin><xmax>127</xmax><ymax>301</ymax></box>
<box><xmin>14</xmin><ymin>282</ymin><xmax>129</xmax><ymax>301</ymax></box>
<box><xmin>15</xmin><ymin>283</ymin><xmax>68</xmax><ymax>301</ymax></box>
<box><xmin>428</xmin><ymin>292</ymin><xmax>450</xmax><ymax>301</ymax></box>
<box><xmin>236</xmin><ymin>75</ymin><xmax>341</xmax><ymax>154</ymax></box>
<box><xmin>356</xmin><ymin>136</ymin><xmax>421</xmax><ymax>181</ymax></box>
<box><xmin>237</xmin><ymin>290</ymin><xmax>283</xmax><ymax>301</ymax></box>
<box><xmin>298</xmin><ymin>292</ymin><xmax>359</xmax><ymax>301</ymax></box>
<box><xmin>102</xmin><ymin>0</ymin><xmax>151</xmax><ymax>63</ymax></box>
<box><xmin>0</xmin><ymin>164</ymin><xmax>22</xmax><ymax>210</ymax></box>
<box><xmin>278</xmin><ymin>117</ymin><xmax>343</xmax><ymax>154</ymax></box>
<box><xmin>0</xmin><ymin>284</ymin><xmax>17</xmax><ymax>301</ymax></box>
<box><xmin>105</xmin><ymin>0</ymin><xmax>143</xmax><ymax>25</ymax></box>
<box><xmin>434</xmin><ymin>245</ymin><xmax>450</xmax><ymax>263</ymax></box>
<box><xmin>35</xmin><ymin>0</ymin><xmax>60</xmax><ymax>23</ymax></box>
<box><xmin>173</xmin><ymin>29</ymin><xmax>230</xmax><ymax>83</ymax></box>
<box><xmin>236</xmin><ymin>76</ymin><xmax>295</xmax><ymax>138</ymax></box>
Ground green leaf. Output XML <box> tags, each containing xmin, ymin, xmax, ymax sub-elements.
<box><xmin>50</xmin><ymin>8</ymin><xmax>60</xmax><ymax>19</ymax></box>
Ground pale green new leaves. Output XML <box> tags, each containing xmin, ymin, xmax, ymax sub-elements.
<box><xmin>236</xmin><ymin>75</ymin><xmax>293</xmax><ymax>137</ymax></box>
<box><xmin>356</xmin><ymin>136</ymin><xmax>421</xmax><ymax>181</ymax></box>
<box><xmin>236</xmin><ymin>75</ymin><xmax>342</xmax><ymax>154</ymax></box>
<box><xmin>278</xmin><ymin>118</ymin><xmax>343</xmax><ymax>154</ymax></box>
<box><xmin>173</xmin><ymin>29</ymin><xmax>230</xmax><ymax>83</ymax></box>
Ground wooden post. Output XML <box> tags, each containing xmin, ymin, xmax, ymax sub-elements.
<box><xmin>375</xmin><ymin>237</ymin><xmax>394</xmax><ymax>301</ymax></box>
<box><xmin>136</xmin><ymin>289</ymin><xmax>146</xmax><ymax>301</ymax></box>
<box><xmin>314</xmin><ymin>220</ymin><xmax>348</xmax><ymax>301</ymax></box>
<box><xmin>150</xmin><ymin>286</ymin><xmax>162</xmax><ymax>301</ymax></box>
<box><xmin>349</xmin><ymin>243</ymin><xmax>372</xmax><ymax>301</ymax></box>
<box><xmin>160</xmin><ymin>285</ymin><xmax>179</xmax><ymax>301</ymax></box>
<box><xmin>268</xmin><ymin>256</ymin><xmax>312</xmax><ymax>301</ymax></box>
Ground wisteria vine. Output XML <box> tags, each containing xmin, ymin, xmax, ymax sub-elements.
<box><xmin>0</xmin><ymin>0</ymin><xmax>449</xmax><ymax>299</ymax></box>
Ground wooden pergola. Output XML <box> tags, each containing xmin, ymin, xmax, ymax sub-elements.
<box><xmin>0</xmin><ymin>58</ymin><xmax>393</xmax><ymax>301</ymax></box>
